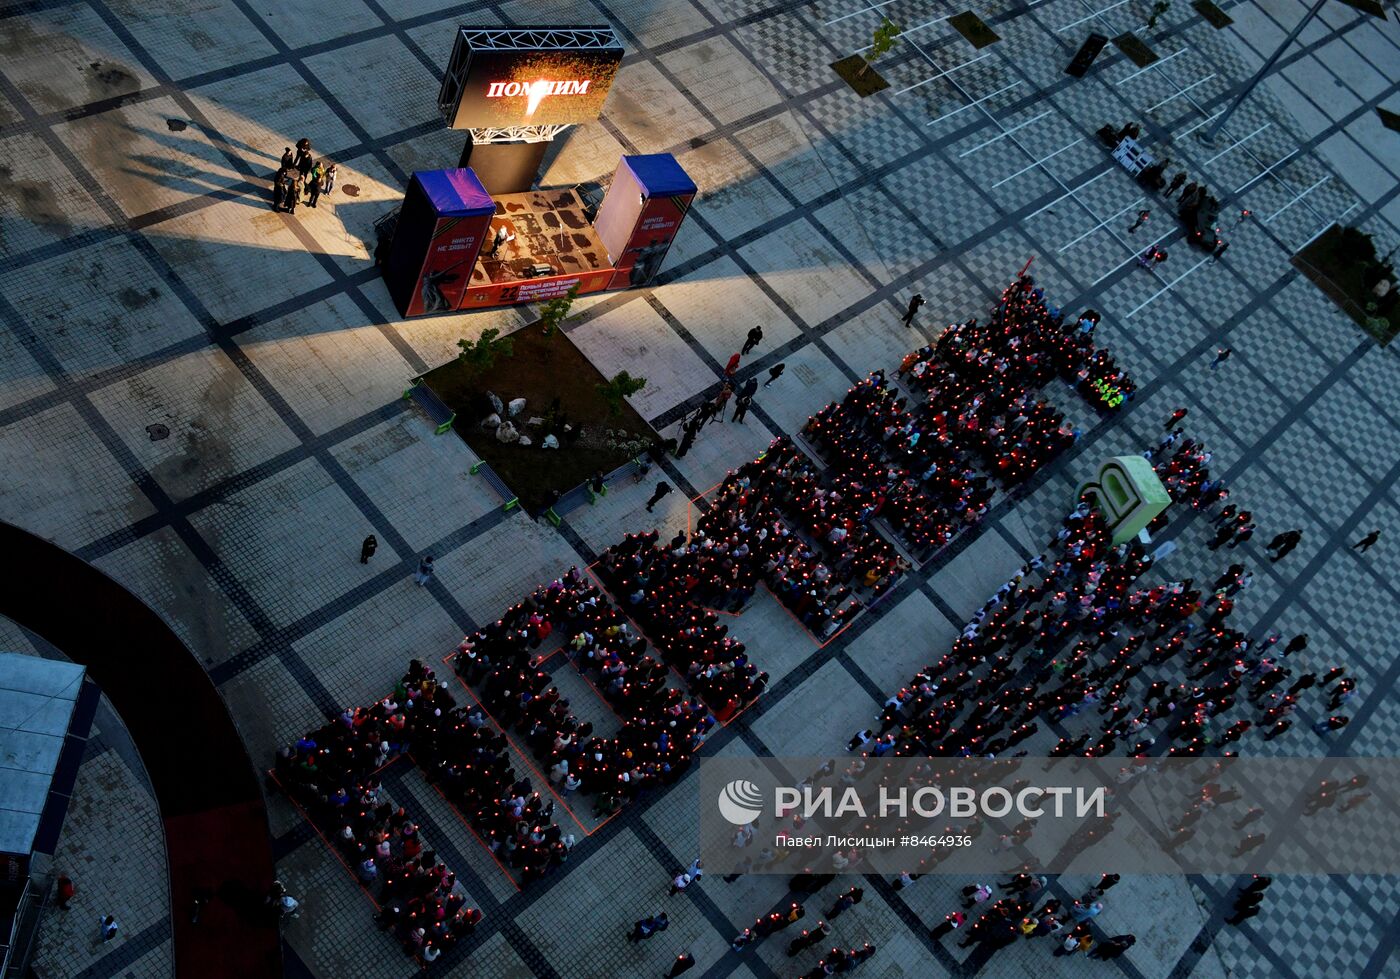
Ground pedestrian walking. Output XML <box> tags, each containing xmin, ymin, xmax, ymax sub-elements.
<box><xmin>646</xmin><ymin>481</ymin><xmax>672</xmax><ymax>512</ymax></box>
<box><xmin>1071</xmin><ymin>900</ymin><xmax>1103</xmax><ymax>921</ymax></box>
<box><xmin>322</xmin><ymin>162</ymin><xmax>337</xmax><ymax>194</ymax></box>
<box><xmin>901</xmin><ymin>293</ymin><xmax>925</xmax><ymax>328</ymax></box>
<box><xmin>360</xmin><ymin>534</ymin><xmax>377</xmax><ymax>563</ymax></box>
<box><xmin>98</xmin><ymin>915</ymin><xmax>119</xmax><ymax>942</ymax></box>
<box><xmin>279</xmin><ymin>169</ymin><xmax>297</xmax><ymax>214</ymax></box>
<box><xmin>629</xmin><ymin>913</ymin><xmax>669</xmax><ymax>942</ymax></box>
<box><xmin>306</xmin><ymin>164</ymin><xmax>323</xmax><ymax>207</ymax></box>
<box><xmin>1164</xmin><ymin>407</ymin><xmax>1188</xmax><ymax>430</ymax></box>
<box><xmin>826</xmin><ymin>886</ymin><xmax>863</xmax><ymax>918</ymax></box>
<box><xmin>676</xmin><ymin>425</ymin><xmax>697</xmax><ymax>458</ymax></box>
<box><xmin>56</xmin><ymin>875</ymin><xmax>75</xmax><ymax>910</ymax></box>
<box><xmin>414</xmin><ymin>555</ymin><xmax>435</xmax><ymax>586</ymax></box>
<box><xmin>1207</xmin><ymin>524</ymin><xmax>1234</xmax><ymax>550</ymax></box>
<box><xmin>742</xmin><ymin>324</ymin><xmax>764</xmax><ymax>354</ymax></box>
<box><xmin>1225</xmin><ymin>907</ymin><xmax>1259</xmax><ymax>925</ymax></box>
<box><xmin>930</xmin><ymin>910</ymin><xmax>966</xmax><ymax>938</ymax></box>
<box><xmin>1236</xmin><ymin>208</ymin><xmax>1252</xmax><ymax>226</ymax></box>
<box><xmin>1312</xmin><ymin>715</ymin><xmax>1349</xmax><ymax>733</ymax></box>
<box><xmin>1128</xmin><ymin>209</ymin><xmax>1150</xmax><ymax>232</ymax></box>
<box><xmin>280</xmin><ymin>146</ymin><xmax>295</xmax><ymax>171</ymax></box>
<box><xmin>1232</xmin><ymin>833</ymin><xmax>1266</xmax><ymax>856</ymax></box>
<box><xmin>669</xmin><ymin>872</ymin><xmax>692</xmax><ymax>896</ymax></box>
<box><xmin>1137</xmin><ymin>246</ymin><xmax>1168</xmax><ymax>270</ymax></box>
<box><xmin>1210</xmin><ymin>240</ymin><xmax>1229</xmax><ymax>262</ymax></box>
<box><xmin>667</xmin><ymin>951</ymin><xmax>695</xmax><ymax>977</ymax></box>
<box><xmin>724</xmin><ymin>352</ymin><xmax>741</xmax><ymax>376</ymax></box>
<box><xmin>961</xmin><ymin>882</ymin><xmax>993</xmax><ymax>908</ymax></box>
<box><xmin>1353</xmin><ymin>530</ymin><xmax>1380</xmax><ymax>552</ymax></box>
<box><xmin>1228</xmin><ymin>523</ymin><xmax>1256</xmax><ymax>548</ymax></box>
<box><xmin>1166</xmin><ymin>172</ymin><xmax>1186</xmax><ymax>197</ymax></box>
<box><xmin>1210</xmin><ymin>347</ymin><xmax>1233</xmax><ymax>370</ymax></box>
<box><xmin>787</xmin><ymin>922</ymin><xmax>831</xmax><ymax>956</ymax></box>
<box><xmin>1093</xmin><ymin>873</ymin><xmax>1121</xmax><ymax>895</ymax></box>
<box><xmin>732</xmin><ymin>393</ymin><xmax>753</xmax><ymax>423</ymax></box>
<box><xmin>1090</xmin><ymin>934</ymin><xmax>1137</xmax><ymax>959</ymax></box>
<box><xmin>272</xmin><ymin>168</ymin><xmax>286</xmax><ymax>211</ymax></box>
<box><xmin>763</xmin><ymin>363</ymin><xmax>785</xmax><ymax>387</ymax></box>
<box><xmin>1265</xmin><ymin>529</ymin><xmax>1302</xmax><ymax>561</ymax></box>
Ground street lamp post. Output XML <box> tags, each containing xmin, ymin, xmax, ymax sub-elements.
<box><xmin>1200</xmin><ymin>0</ymin><xmax>1330</xmax><ymax>143</ymax></box>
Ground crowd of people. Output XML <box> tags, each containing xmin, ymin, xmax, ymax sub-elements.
<box><xmin>274</xmin><ymin>661</ymin><xmax>487</xmax><ymax>962</ymax></box>
<box><xmin>804</xmin><ymin>371</ymin><xmax>997</xmax><ymax>557</ymax></box>
<box><xmin>271</xmin><ymin>266</ymin><xmax>1363</xmax><ymax>970</ymax></box>
<box><xmin>599</xmin><ymin>530</ymin><xmax>772</xmax><ymax>711</ymax></box>
<box><xmin>453</xmin><ymin>566</ymin><xmax>718</xmax><ymax>816</ymax></box>
<box><xmin>932</xmin><ymin>874</ymin><xmax>1136</xmax><ymax>960</ymax></box>
<box><xmin>272</xmin><ymin>138</ymin><xmax>336</xmax><ymax>214</ymax></box>
<box><xmin>847</xmin><ymin>439</ymin><xmax>1358</xmax><ymax>950</ymax></box>
<box><xmin>690</xmin><ymin>437</ymin><xmax>909</xmax><ymax>634</ymax></box>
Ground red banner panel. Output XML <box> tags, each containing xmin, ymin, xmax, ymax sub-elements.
<box><xmin>383</xmin><ymin>169</ymin><xmax>495</xmax><ymax>318</ymax></box>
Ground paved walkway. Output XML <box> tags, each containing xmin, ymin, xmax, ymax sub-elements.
<box><xmin>0</xmin><ymin>0</ymin><xmax>1396</xmax><ymax>977</ymax></box>
<box><xmin>0</xmin><ymin>617</ymin><xmax>173</xmax><ymax>979</ymax></box>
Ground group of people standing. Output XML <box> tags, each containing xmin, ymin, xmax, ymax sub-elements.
<box><xmin>273</xmin><ymin>138</ymin><xmax>336</xmax><ymax>213</ymax></box>
<box><xmin>453</xmin><ymin>565</ymin><xmax>718</xmax><ymax>817</ymax></box>
<box><xmin>273</xmin><ymin>660</ymin><xmax>487</xmax><ymax>964</ymax></box>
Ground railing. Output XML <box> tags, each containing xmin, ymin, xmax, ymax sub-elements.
<box><xmin>2</xmin><ymin>876</ymin><xmax>50</xmax><ymax>979</ymax></box>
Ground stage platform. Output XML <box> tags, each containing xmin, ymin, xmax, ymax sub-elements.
<box><xmin>471</xmin><ymin>189</ymin><xmax>611</xmax><ymax>285</ymax></box>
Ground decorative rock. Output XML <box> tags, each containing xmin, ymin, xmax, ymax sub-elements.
<box><xmin>542</xmin><ymin>434</ymin><xmax>560</xmax><ymax>450</ymax></box>
<box><xmin>526</xmin><ymin>416</ymin><xmax>545</xmax><ymax>427</ymax></box>
<box><xmin>507</xmin><ymin>397</ymin><xmax>526</xmax><ymax>417</ymax></box>
<box><xmin>495</xmin><ymin>421</ymin><xmax>519</xmax><ymax>444</ymax></box>
<box><xmin>486</xmin><ymin>390</ymin><xmax>504</xmax><ymax>415</ymax></box>
<box><xmin>517</xmin><ymin>435</ymin><xmax>532</xmax><ymax>447</ymax></box>
<box><xmin>480</xmin><ymin>412</ymin><xmax>501</xmax><ymax>429</ymax></box>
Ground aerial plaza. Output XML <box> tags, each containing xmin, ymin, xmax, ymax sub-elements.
<box><xmin>0</xmin><ymin>1</ymin><xmax>1397</xmax><ymax>978</ymax></box>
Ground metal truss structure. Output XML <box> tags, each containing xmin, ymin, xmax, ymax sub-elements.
<box><xmin>454</xmin><ymin>26</ymin><xmax>621</xmax><ymax>50</ymax></box>
<box><xmin>470</xmin><ymin>125</ymin><xmax>571</xmax><ymax>144</ymax></box>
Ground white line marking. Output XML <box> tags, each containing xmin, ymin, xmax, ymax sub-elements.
<box><xmin>958</xmin><ymin>110</ymin><xmax>1052</xmax><ymax>157</ymax></box>
<box><xmin>1057</xmin><ymin>198</ymin><xmax>1147</xmax><ymax>251</ymax></box>
<box><xmin>824</xmin><ymin>0</ymin><xmax>898</xmax><ymax>26</ymax></box>
<box><xmin>993</xmin><ymin>138</ymin><xmax>1086</xmax><ymax>187</ymax></box>
<box><xmin>1231</xmin><ymin>150</ymin><xmax>1299</xmax><ymax>195</ymax></box>
<box><xmin>1125</xmin><ymin>256</ymin><xmax>1212</xmax><ymax>317</ymax></box>
<box><xmin>1202</xmin><ymin>123</ymin><xmax>1270</xmax><ymax>164</ymax></box>
<box><xmin>925</xmin><ymin>81</ymin><xmax>1021</xmax><ymax>125</ymax></box>
<box><xmin>1263</xmin><ymin>176</ymin><xmax>1328</xmax><ymax>224</ymax></box>
<box><xmin>1058</xmin><ymin>0</ymin><xmax>1129</xmax><ymax>32</ymax></box>
<box><xmin>894</xmin><ymin>52</ymin><xmax>991</xmax><ymax>95</ymax></box>
<box><xmin>1116</xmin><ymin>49</ymin><xmax>1185</xmax><ymax>84</ymax></box>
<box><xmin>1146</xmin><ymin>73</ymin><xmax>1215</xmax><ymax>111</ymax></box>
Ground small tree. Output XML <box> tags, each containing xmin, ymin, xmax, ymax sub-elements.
<box><xmin>539</xmin><ymin>283</ymin><xmax>581</xmax><ymax>338</ymax></box>
<box><xmin>861</xmin><ymin>18</ymin><xmax>902</xmax><ymax>76</ymax></box>
<box><xmin>596</xmin><ymin>370</ymin><xmax>647</xmax><ymax>417</ymax></box>
<box><xmin>456</xmin><ymin>327</ymin><xmax>514</xmax><ymax>386</ymax></box>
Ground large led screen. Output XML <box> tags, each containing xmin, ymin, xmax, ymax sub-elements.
<box><xmin>439</xmin><ymin>28</ymin><xmax>624</xmax><ymax>130</ymax></box>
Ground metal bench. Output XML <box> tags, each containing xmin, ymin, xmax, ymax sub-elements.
<box><xmin>403</xmin><ymin>378</ymin><xmax>455</xmax><ymax>435</ymax></box>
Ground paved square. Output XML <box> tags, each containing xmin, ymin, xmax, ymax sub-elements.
<box><xmin>1</xmin><ymin>1</ymin><xmax>1398</xmax><ymax>978</ymax></box>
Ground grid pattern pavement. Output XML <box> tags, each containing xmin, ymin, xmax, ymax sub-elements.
<box><xmin>1</xmin><ymin>0</ymin><xmax>1398</xmax><ymax>976</ymax></box>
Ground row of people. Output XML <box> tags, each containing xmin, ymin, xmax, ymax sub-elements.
<box><xmin>274</xmin><ymin>662</ymin><xmax>488</xmax><ymax>960</ymax></box>
<box><xmin>453</xmin><ymin>567</ymin><xmax>716</xmax><ymax>816</ymax></box>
